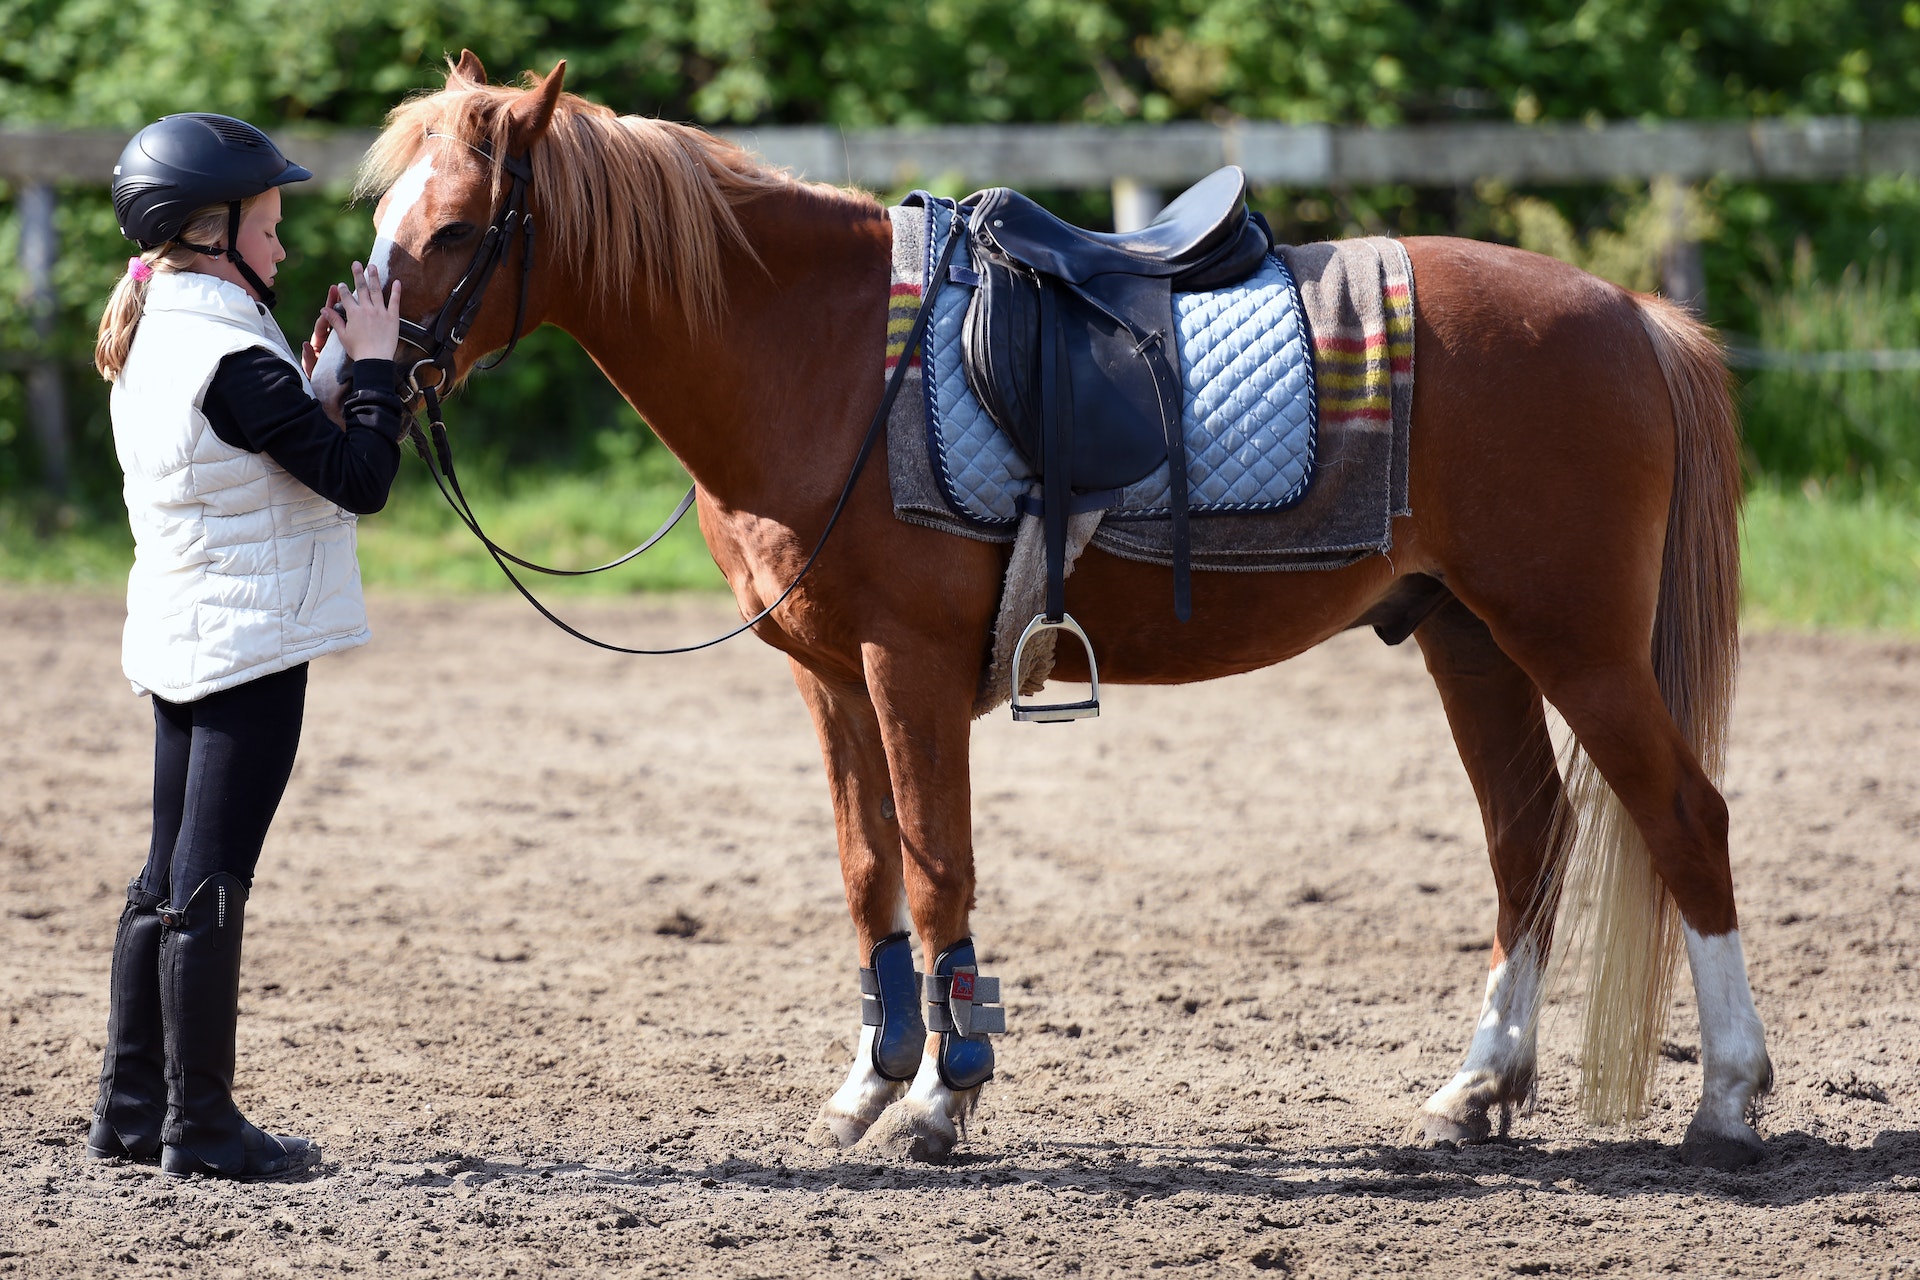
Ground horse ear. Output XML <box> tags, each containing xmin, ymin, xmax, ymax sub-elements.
<box><xmin>452</xmin><ymin>49</ymin><xmax>488</xmax><ymax>85</ymax></box>
<box><xmin>509</xmin><ymin>61</ymin><xmax>567</xmax><ymax>146</ymax></box>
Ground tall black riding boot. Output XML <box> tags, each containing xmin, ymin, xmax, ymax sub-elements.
<box><xmin>158</xmin><ymin>873</ymin><xmax>318</xmax><ymax>1180</ymax></box>
<box><xmin>86</xmin><ymin>880</ymin><xmax>167</xmax><ymax>1161</ymax></box>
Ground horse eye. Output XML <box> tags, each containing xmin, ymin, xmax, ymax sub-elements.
<box><xmin>430</xmin><ymin>222</ymin><xmax>475</xmax><ymax>248</ymax></box>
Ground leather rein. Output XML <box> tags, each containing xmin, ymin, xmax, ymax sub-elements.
<box><xmin>393</xmin><ymin>137</ymin><xmax>960</xmax><ymax>654</ymax></box>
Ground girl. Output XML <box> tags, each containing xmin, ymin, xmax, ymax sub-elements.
<box><xmin>89</xmin><ymin>112</ymin><xmax>407</xmax><ymax>1180</ymax></box>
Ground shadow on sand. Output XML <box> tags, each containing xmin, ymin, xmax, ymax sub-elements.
<box><xmin>365</xmin><ymin>1127</ymin><xmax>1918</xmax><ymax>1206</ymax></box>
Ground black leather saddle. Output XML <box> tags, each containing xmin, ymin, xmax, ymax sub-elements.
<box><xmin>956</xmin><ymin>166</ymin><xmax>1272</xmax><ymax>707</ymax></box>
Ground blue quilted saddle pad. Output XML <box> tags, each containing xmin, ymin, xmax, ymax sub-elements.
<box><xmin>918</xmin><ymin>199</ymin><xmax>1318</xmax><ymax>529</ymax></box>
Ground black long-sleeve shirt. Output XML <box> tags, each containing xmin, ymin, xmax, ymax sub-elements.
<box><xmin>202</xmin><ymin>351</ymin><xmax>406</xmax><ymax>515</ymax></box>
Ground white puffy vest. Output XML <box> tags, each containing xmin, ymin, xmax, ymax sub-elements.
<box><xmin>114</xmin><ymin>271</ymin><xmax>370</xmax><ymax>702</ymax></box>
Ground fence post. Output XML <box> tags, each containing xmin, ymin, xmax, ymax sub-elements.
<box><xmin>1111</xmin><ymin>176</ymin><xmax>1164</xmax><ymax>233</ymax></box>
<box><xmin>1656</xmin><ymin>177</ymin><xmax>1707</xmax><ymax>317</ymax></box>
<box><xmin>18</xmin><ymin>183</ymin><xmax>70</xmax><ymax>500</ymax></box>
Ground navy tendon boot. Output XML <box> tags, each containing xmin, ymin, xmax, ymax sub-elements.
<box><xmin>925</xmin><ymin>938</ymin><xmax>1006</xmax><ymax>1091</ymax></box>
<box><xmin>86</xmin><ymin>880</ymin><xmax>167</xmax><ymax>1161</ymax></box>
<box><xmin>861</xmin><ymin>932</ymin><xmax>926</xmax><ymax>1080</ymax></box>
<box><xmin>158</xmin><ymin>874</ymin><xmax>318</xmax><ymax>1180</ymax></box>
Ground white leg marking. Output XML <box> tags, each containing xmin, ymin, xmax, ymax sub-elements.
<box><xmin>904</xmin><ymin>1046</ymin><xmax>961</xmax><ymax>1115</ymax></box>
<box><xmin>313</xmin><ymin>155</ymin><xmax>436</xmax><ymax>421</ymax></box>
<box><xmin>851</xmin><ymin>1044</ymin><xmax>979</xmax><ymax>1161</ymax></box>
<box><xmin>1418</xmin><ymin>944</ymin><xmax>1541</xmax><ymax>1139</ymax></box>
<box><xmin>827</xmin><ymin>1027</ymin><xmax>904</xmax><ymax>1122</ymax></box>
<box><xmin>1683</xmin><ymin>925</ymin><xmax>1771</xmax><ymax>1139</ymax></box>
<box><xmin>897</xmin><ymin>1046</ymin><xmax>967</xmax><ymax>1144</ymax></box>
<box><xmin>890</xmin><ymin>888</ymin><xmax>912</xmax><ymax>936</ymax></box>
<box><xmin>809</xmin><ymin>1026</ymin><xmax>903</xmax><ymax>1149</ymax></box>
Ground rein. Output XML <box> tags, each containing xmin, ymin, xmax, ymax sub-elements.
<box><xmin>401</xmin><ymin>190</ymin><xmax>962</xmax><ymax>654</ymax></box>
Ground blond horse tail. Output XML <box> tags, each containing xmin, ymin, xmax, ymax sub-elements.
<box><xmin>1545</xmin><ymin>292</ymin><xmax>1743</xmax><ymax>1124</ymax></box>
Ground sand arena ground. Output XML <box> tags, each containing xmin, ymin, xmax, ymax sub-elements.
<box><xmin>2</xmin><ymin>590</ymin><xmax>1915</xmax><ymax>1277</ymax></box>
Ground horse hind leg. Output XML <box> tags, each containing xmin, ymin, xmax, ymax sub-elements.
<box><xmin>1409</xmin><ymin>599</ymin><xmax>1565</xmax><ymax>1145</ymax></box>
<box><xmin>1501</xmin><ymin>637</ymin><xmax>1770</xmax><ymax>1168</ymax></box>
<box><xmin>787</xmin><ymin>662</ymin><xmax>916</xmax><ymax>1149</ymax></box>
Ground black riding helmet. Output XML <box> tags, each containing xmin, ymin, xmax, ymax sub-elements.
<box><xmin>111</xmin><ymin>113</ymin><xmax>311</xmax><ymax>308</ymax></box>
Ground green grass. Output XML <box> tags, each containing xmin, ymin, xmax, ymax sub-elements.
<box><xmin>354</xmin><ymin>446</ymin><xmax>724</xmax><ymax>594</ymax></box>
<box><xmin>0</xmin><ymin>503</ymin><xmax>136</xmax><ymax>587</ymax></box>
<box><xmin>1739</xmin><ymin>482</ymin><xmax>1920</xmax><ymax>632</ymax></box>
<box><xmin>0</xmin><ymin>447</ymin><xmax>726</xmax><ymax>597</ymax></box>
<box><xmin>1738</xmin><ymin>254</ymin><xmax>1920</xmax><ymax>489</ymax></box>
<box><xmin>7</xmin><ymin>471</ymin><xmax>1919</xmax><ymax>632</ymax></box>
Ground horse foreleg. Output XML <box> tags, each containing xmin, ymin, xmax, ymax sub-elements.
<box><xmin>851</xmin><ymin>641</ymin><xmax>996</xmax><ymax>1162</ymax></box>
<box><xmin>788</xmin><ymin>662</ymin><xmax>915</xmax><ymax>1149</ymax></box>
<box><xmin>1410</xmin><ymin>600</ymin><xmax>1566</xmax><ymax>1144</ymax></box>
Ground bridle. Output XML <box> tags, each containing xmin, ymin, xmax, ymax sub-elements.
<box><xmin>385</xmin><ymin>134</ymin><xmax>962</xmax><ymax>654</ymax></box>
<box><xmin>394</xmin><ymin>132</ymin><xmax>537</xmax><ymax>405</ymax></box>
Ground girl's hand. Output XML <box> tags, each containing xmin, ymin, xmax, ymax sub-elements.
<box><xmin>318</xmin><ymin>262</ymin><xmax>402</xmax><ymax>363</ymax></box>
<box><xmin>301</xmin><ymin>283</ymin><xmax>342</xmax><ymax>377</ymax></box>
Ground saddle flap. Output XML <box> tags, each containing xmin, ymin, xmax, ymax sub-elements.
<box><xmin>962</xmin><ymin>259</ymin><xmax>1170</xmax><ymax>492</ymax></box>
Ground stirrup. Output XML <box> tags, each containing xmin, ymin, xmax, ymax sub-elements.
<box><xmin>1009</xmin><ymin>613</ymin><xmax>1101</xmax><ymax>723</ymax></box>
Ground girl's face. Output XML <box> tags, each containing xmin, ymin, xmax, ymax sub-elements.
<box><xmin>193</xmin><ymin>187</ymin><xmax>285</xmax><ymax>300</ymax></box>
<box><xmin>234</xmin><ymin>187</ymin><xmax>286</xmax><ymax>285</ymax></box>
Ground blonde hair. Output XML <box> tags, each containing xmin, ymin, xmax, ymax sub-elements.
<box><xmin>94</xmin><ymin>195</ymin><xmax>267</xmax><ymax>382</ymax></box>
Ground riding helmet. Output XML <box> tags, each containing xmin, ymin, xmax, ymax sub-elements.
<box><xmin>111</xmin><ymin>114</ymin><xmax>311</xmax><ymax>249</ymax></box>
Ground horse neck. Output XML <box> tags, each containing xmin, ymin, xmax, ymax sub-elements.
<box><xmin>555</xmin><ymin>183</ymin><xmax>892</xmax><ymax>507</ymax></box>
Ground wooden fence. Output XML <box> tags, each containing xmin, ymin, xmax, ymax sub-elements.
<box><xmin>6</xmin><ymin>117</ymin><xmax>1917</xmax><ymax>496</ymax></box>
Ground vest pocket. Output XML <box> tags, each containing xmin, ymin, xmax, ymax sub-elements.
<box><xmin>291</xmin><ymin>524</ymin><xmax>366</xmax><ymax>643</ymax></box>
<box><xmin>295</xmin><ymin>538</ymin><xmax>327</xmax><ymax>627</ymax></box>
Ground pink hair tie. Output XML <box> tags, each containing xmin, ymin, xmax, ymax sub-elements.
<box><xmin>127</xmin><ymin>257</ymin><xmax>154</xmax><ymax>283</ymax></box>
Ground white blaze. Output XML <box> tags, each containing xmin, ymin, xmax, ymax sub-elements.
<box><xmin>312</xmin><ymin>155</ymin><xmax>436</xmax><ymax>420</ymax></box>
<box><xmin>368</xmin><ymin>155</ymin><xmax>436</xmax><ymax>281</ymax></box>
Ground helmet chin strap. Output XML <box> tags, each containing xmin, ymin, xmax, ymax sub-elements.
<box><xmin>176</xmin><ymin>201</ymin><xmax>278</xmax><ymax>310</ymax></box>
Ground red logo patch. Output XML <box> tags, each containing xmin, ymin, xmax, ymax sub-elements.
<box><xmin>951</xmin><ymin>973</ymin><xmax>976</xmax><ymax>1002</ymax></box>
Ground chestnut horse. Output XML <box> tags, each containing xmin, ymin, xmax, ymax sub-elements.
<box><xmin>316</xmin><ymin>56</ymin><xmax>1772</xmax><ymax>1170</ymax></box>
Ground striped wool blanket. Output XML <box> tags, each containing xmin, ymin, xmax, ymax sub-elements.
<box><xmin>884</xmin><ymin>206</ymin><xmax>1415</xmax><ymax>573</ymax></box>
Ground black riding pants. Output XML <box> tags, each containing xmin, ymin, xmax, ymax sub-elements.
<box><xmin>138</xmin><ymin>664</ymin><xmax>307</xmax><ymax>905</ymax></box>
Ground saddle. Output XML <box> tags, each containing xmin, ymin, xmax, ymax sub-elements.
<box><xmin>958</xmin><ymin>166</ymin><xmax>1272</xmax><ymax>718</ymax></box>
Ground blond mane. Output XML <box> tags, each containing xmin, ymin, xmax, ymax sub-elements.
<box><xmin>355</xmin><ymin>68</ymin><xmax>803</xmax><ymax>331</ymax></box>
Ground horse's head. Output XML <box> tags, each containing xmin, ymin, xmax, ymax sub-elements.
<box><xmin>313</xmin><ymin>51</ymin><xmax>566</xmax><ymax>421</ymax></box>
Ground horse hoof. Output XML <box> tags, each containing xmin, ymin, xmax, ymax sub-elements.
<box><xmin>806</xmin><ymin>1104</ymin><xmax>874</xmax><ymax>1150</ymax></box>
<box><xmin>1406</xmin><ymin>1109</ymin><xmax>1491</xmax><ymax>1147</ymax></box>
<box><xmin>856</xmin><ymin>1099</ymin><xmax>958</xmax><ymax>1163</ymax></box>
<box><xmin>1680</xmin><ymin>1120</ymin><xmax>1765</xmax><ymax>1170</ymax></box>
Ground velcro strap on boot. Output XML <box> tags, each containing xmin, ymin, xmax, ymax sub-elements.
<box><xmin>923</xmin><ymin>972</ymin><xmax>1007</xmax><ymax>1037</ymax></box>
<box><xmin>859</xmin><ymin>966</ymin><xmax>883</xmax><ymax>1026</ymax></box>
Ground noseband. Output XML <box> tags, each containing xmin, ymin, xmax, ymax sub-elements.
<box><xmin>395</xmin><ymin>134</ymin><xmax>536</xmax><ymax>405</ymax></box>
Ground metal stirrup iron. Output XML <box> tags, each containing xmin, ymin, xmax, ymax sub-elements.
<box><xmin>1009</xmin><ymin>613</ymin><xmax>1101</xmax><ymax>723</ymax></box>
